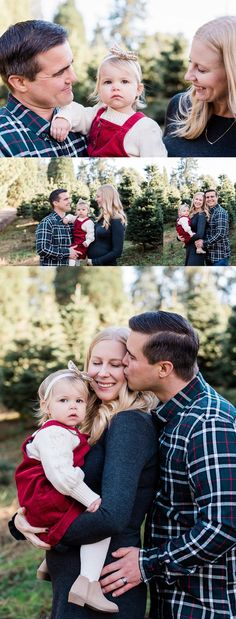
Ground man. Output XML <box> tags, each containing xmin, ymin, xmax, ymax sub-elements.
<box><xmin>100</xmin><ymin>311</ymin><xmax>236</xmax><ymax>619</ymax></box>
<box><xmin>195</xmin><ymin>189</ymin><xmax>230</xmax><ymax>265</ymax></box>
<box><xmin>36</xmin><ymin>189</ymin><xmax>79</xmax><ymax>265</ymax></box>
<box><xmin>0</xmin><ymin>20</ymin><xmax>87</xmax><ymax>157</ymax></box>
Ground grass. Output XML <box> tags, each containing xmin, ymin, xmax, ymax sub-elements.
<box><xmin>163</xmin><ymin>224</ymin><xmax>186</xmax><ymax>266</ymax></box>
<box><xmin>0</xmin><ymin>218</ymin><xmax>163</xmax><ymax>266</ymax></box>
<box><xmin>163</xmin><ymin>222</ymin><xmax>236</xmax><ymax>266</ymax></box>
<box><xmin>0</xmin><ymin>416</ymin><xmax>51</xmax><ymax>619</ymax></box>
<box><xmin>119</xmin><ymin>241</ymin><xmax>163</xmax><ymax>266</ymax></box>
<box><xmin>0</xmin><ymin>219</ymin><xmax>39</xmax><ymax>266</ymax></box>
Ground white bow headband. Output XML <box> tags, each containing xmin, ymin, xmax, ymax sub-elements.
<box><xmin>44</xmin><ymin>360</ymin><xmax>93</xmax><ymax>400</ymax></box>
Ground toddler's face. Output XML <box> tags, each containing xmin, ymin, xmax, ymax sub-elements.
<box><xmin>181</xmin><ymin>206</ymin><xmax>189</xmax><ymax>216</ymax></box>
<box><xmin>46</xmin><ymin>379</ymin><xmax>87</xmax><ymax>427</ymax></box>
<box><xmin>76</xmin><ymin>204</ymin><xmax>89</xmax><ymax>218</ymax></box>
<box><xmin>98</xmin><ymin>61</ymin><xmax>143</xmax><ymax>113</ymax></box>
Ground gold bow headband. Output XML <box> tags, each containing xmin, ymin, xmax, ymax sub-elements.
<box><xmin>44</xmin><ymin>360</ymin><xmax>93</xmax><ymax>399</ymax></box>
<box><xmin>108</xmin><ymin>44</ymin><xmax>138</xmax><ymax>62</ymax></box>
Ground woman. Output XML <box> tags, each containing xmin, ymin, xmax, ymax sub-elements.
<box><xmin>11</xmin><ymin>327</ymin><xmax>158</xmax><ymax>619</ymax></box>
<box><xmin>184</xmin><ymin>192</ymin><xmax>210</xmax><ymax>266</ymax></box>
<box><xmin>87</xmin><ymin>185</ymin><xmax>126</xmax><ymax>266</ymax></box>
<box><xmin>164</xmin><ymin>16</ymin><xmax>236</xmax><ymax>156</ymax></box>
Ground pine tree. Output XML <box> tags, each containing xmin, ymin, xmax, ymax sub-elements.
<box><xmin>108</xmin><ymin>0</ymin><xmax>146</xmax><ymax>47</ymax></box>
<box><xmin>174</xmin><ymin>158</ymin><xmax>199</xmax><ymax>190</ymax></box>
<box><xmin>184</xmin><ymin>270</ymin><xmax>227</xmax><ymax>385</ymax></box>
<box><xmin>223</xmin><ymin>306</ymin><xmax>236</xmax><ymax>387</ymax></box>
<box><xmin>217</xmin><ymin>174</ymin><xmax>236</xmax><ymax>224</ymax></box>
<box><xmin>159</xmin><ymin>36</ymin><xmax>188</xmax><ymax>98</ymax></box>
<box><xmin>117</xmin><ymin>169</ymin><xmax>141</xmax><ymax>211</ymax></box>
<box><xmin>127</xmin><ymin>183</ymin><xmax>163</xmax><ymax>250</ymax></box>
<box><xmin>47</xmin><ymin>158</ymin><xmax>76</xmax><ymax>189</ymax></box>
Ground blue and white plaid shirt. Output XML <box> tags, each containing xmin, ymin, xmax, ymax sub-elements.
<box><xmin>0</xmin><ymin>94</ymin><xmax>87</xmax><ymax>157</ymax></box>
<box><xmin>204</xmin><ymin>204</ymin><xmax>230</xmax><ymax>263</ymax></box>
<box><xmin>141</xmin><ymin>372</ymin><xmax>236</xmax><ymax>618</ymax></box>
<box><xmin>36</xmin><ymin>212</ymin><xmax>73</xmax><ymax>266</ymax></box>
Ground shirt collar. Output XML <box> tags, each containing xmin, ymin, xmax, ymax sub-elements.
<box><xmin>6</xmin><ymin>93</ymin><xmax>57</xmax><ymax>138</ymax></box>
<box><xmin>153</xmin><ymin>371</ymin><xmax>208</xmax><ymax>426</ymax></box>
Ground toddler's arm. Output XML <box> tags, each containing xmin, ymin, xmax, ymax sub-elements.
<box><xmin>29</xmin><ymin>425</ymin><xmax>100</xmax><ymax>507</ymax></box>
<box><xmin>83</xmin><ymin>219</ymin><xmax>95</xmax><ymax>247</ymax></box>
<box><xmin>178</xmin><ymin>217</ymin><xmax>194</xmax><ymax>237</ymax></box>
<box><xmin>132</xmin><ymin>117</ymin><xmax>167</xmax><ymax>156</ymax></box>
<box><xmin>62</xmin><ymin>213</ymin><xmax>77</xmax><ymax>224</ymax></box>
<box><xmin>51</xmin><ymin>101</ymin><xmax>101</xmax><ymax>141</ymax></box>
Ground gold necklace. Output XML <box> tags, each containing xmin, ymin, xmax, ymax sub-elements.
<box><xmin>205</xmin><ymin>117</ymin><xmax>236</xmax><ymax>145</ymax></box>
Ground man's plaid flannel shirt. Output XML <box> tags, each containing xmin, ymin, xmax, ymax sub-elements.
<box><xmin>204</xmin><ymin>204</ymin><xmax>230</xmax><ymax>263</ymax></box>
<box><xmin>141</xmin><ymin>372</ymin><xmax>236</xmax><ymax>618</ymax></box>
<box><xmin>36</xmin><ymin>211</ymin><xmax>73</xmax><ymax>266</ymax></box>
<box><xmin>0</xmin><ymin>94</ymin><xmax>87</xmax><ymax>157</ymax></box>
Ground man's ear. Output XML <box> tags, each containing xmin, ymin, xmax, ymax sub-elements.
<box><xmin>158</xmin><ymin>361</ymin><xmax>173</xmax><ymax>378</ymax></box>
<box><xmin>8</xmin><ymin>75</ymin><xmax>29</xmax><ymax>93</ymax></box>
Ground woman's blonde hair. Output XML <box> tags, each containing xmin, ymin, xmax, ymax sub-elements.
<box><xmin>91</xmin><ymin>54</ymin><xmax>145</xmax><ymax>110</ymax></box>
<box><xmin>36</xmin><ymin>370</ymin><xmax>89</xmax><ymax>425</ymax></box>
<box><xmin>189</xmin><ymin>191</ymin><xmax>210</xmax><ymax>220</ymax></box>
<box><xmin>170</xmin><ymin>16</ymin><xmax>236</xmax><ymax>139</ymax></box>
<box><xmin>96</xmin><ymin>184</ymin><xmax>127</xmax><ymax>229</ymax></box>
<box><xmin>81</xmin><ymin>326</ymin><xmax>158</xmax><ymax>445</ymax></box>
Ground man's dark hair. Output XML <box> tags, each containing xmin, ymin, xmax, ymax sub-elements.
<box><xmin>129</xmin><ymin>311</ymin><xmax>199</xmax><ymax>381</ymax></box>
<box><xmin>0</xmin><ymin>20</ymin><xmax>67</xmax><ymax>85</ymax></box>
<box><xmin>205</xmin><ymin>189</ymin><xmax>218</xmax><ymax>197</ymax></box>
<box><xmin>49</xmin><ymin>189</ymin><xmax>68</xmax><ymax>207</ymax></box>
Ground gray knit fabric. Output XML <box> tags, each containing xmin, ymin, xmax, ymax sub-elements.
<box><xmin>47</xmin><ymin>410</ymin><xmax>158</xmax><ymax>619</ymax></box>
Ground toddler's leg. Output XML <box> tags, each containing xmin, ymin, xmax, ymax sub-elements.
<box><xmin>69</xmin><ymin>259</ymin><xmax>77</xmax><ymax>266</ymax></box>
<box><xmin>68</xmin><ymin>538</ymin><xmax>118</xmax><ymax>613</ymax></box>
<box><xmin>36</xmin><ymin>557</ymin><xmax>51</xmax><ymax>581</ymax></box>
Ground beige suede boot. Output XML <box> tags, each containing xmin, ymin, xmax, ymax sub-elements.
<box><xmin>36</xmin><ymin>558</ymin><xmax>51</xmax><ymax>581</ymax></box>
<box><xmin>68</xmin><ymin>575</ymin><xmax>119</xmax><ymax>613</ymax></box>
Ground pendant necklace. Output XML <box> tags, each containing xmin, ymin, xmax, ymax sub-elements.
<box><xmin>205</xmin><ymin>117</ymin><xmax>236</xmax><ymax>145</ymax></box>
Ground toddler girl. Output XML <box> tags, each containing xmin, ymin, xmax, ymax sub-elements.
<box><xmin>63</xmin><ymin>198</ymin><xmax>95</xmax><ymax>266</ymax></box>
<box><xmin>15</xmin><ymin>362</ymin><xmax>118</xmax><ymax>613</ymax></box>
<box><xmin>51</xmin><ymin>45</ymin><xmax>167</xmax><ymax>157</ymax></box>
<box><xmin>176</xmin><ymin>204</ymin><xmax>206</xmax><ymax>254</ymax></box>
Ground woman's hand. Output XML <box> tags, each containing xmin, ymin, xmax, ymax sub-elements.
<box><xmin>15</xmin><ymin>508</ymin><xmax>51</xmax><ymax>549</ymax></box>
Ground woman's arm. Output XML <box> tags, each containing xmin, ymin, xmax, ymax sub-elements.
<box><xmin>62</xmin><ymin>411</ymin><xmax>157</xmax><ymax>546</ymax></box>
<box><xmin>91</xmin><ymin>220</ymin><xmax>125</xmax><ymax>266</ymax></box>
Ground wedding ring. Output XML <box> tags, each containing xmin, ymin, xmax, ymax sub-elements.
<box><xmin>120</xmin><ymin>576</ymin><xmax>128</xmax><ymax>585</ymax></box>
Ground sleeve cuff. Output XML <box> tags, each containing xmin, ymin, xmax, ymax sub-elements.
<box><xmin>70</xmin><ymin>481</ymin><xmax>100</xmax><ymax>507</ymax></box>
<box><xmin>8</xmin><ymin>514</ymin><xmax>26</xmax><ymax>541</ymax></box>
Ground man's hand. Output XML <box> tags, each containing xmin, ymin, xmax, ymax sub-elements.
<box><xmin>50</xmin><ymin>117</ymin><xmax>70</xmax><ymax>141</ymax></box>
<box><xmin>69</xmin><ymin>247</ymin><xmax>80</xmax><ymax>259</ymax></box>
<box><xmin>15</xmin><ymin>508</ymin><xmax>51</xmax><ymax>549</ymax></box>
<box><xmin>100</xmin><ymin>547</ymin><xmax>142</xmax><ymax>598</ymax></box>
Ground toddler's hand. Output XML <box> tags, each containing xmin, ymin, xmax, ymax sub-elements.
<box><xmin>51</xmin><ymin>117</ymin><xmax>70</xmax><ymax>141</ymax></box>
<box><xmin>63</xmin><ymin>216</ymin><xmax>70</xmax><ymax>224</ymax></box>
<box><xmin>87</xmin><ymin>498</ymin><xmax>102</xmax><ymax>513</ymax></box>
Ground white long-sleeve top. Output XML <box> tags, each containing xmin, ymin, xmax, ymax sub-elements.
<box><xmin>26</xmin><ymin>424</ymin><xmax>100</xmax><ymax>507</ymax></box>
<box><xmin>54</xmin><ymin>101</ymin><xmax>167</xmax><ymax>157</ymax></box>
<box><xmin>177</xmin><ymin>215</ymin><xmax>194</xmax><ymax>236</ymax></box>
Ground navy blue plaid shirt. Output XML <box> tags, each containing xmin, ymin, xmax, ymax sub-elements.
<box><xmin>140</xmin><ymin>372</ymin><xmax>236</xmax><ymax>618</ymax></box>
<box><xmin>36</xmin><ymin>212</ymin><xmax>73</xmax><ymax>266</ymax></box>
<box><xmin>203</xmin><ymin>204</ymin><xmax>230</xmax><ymax>263</ymax></box>
<box><xmin>0</xmin><ymin>94</ymin><xmax>87</xmax><ymax>157</ymax></box>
